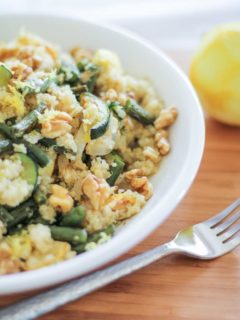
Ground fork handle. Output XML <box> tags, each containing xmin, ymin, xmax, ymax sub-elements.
<box><xmin>0</xmin><ymin>241</ymin><xmax>179</xmax><ymax>320</ymax></box>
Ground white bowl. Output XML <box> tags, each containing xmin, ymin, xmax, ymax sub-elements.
<box><xmin>0</xmin><ymin>13</ymin><xmax>205</xmax><ymax>294</ymax></box>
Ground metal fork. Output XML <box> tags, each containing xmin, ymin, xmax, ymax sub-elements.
<box><xmin>1</xmin><ymin>199</ymin><xmax>240</xmax><ymax>320</ymax></box>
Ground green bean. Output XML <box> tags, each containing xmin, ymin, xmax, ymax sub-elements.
<box><xmin>60</xmin><ymin>205</ymin><xmax>86</xmax><ymax>227</ymax></box>
<box><xmin>28</xmin><ymin>216</ymin><xmax>50</xmax><ymax>225</ymax></box>
<box><xmin>72</xmin><ymin>243</ymin><xmax>86</xmax><ymax>254</ymax></box>
<box><xmin>7</xmin><ymin>200</ymin><xmax>36</xmax><ymax>229</ymax></box>
<box><xmin>0</xmin><ymin>123</ymin><xmax>16</xmax><ymax>139</ymax></box>
<box><xmin>24</xmin><ymin>142</ymin><xmax>49</xmax><ymax>167</ymax></box>
<box><xmin>13</xmin><ymin>103</ymin><xmax>46</xmax><ymax>136</ymax></box>
<box><xmin>0</xmin><ymin>206</ymin><xmax>14</xmax><ymax>225</ymax></box>
<box><xmin>0</xmin><ymin>139</ymin><xmax>13</xmax><ymax>154</ymax></box>
<box><xmin>33</xmin><ymin>187</ymin><xmax>47</xmax><ymax>205</ymax></box>
<box><xmin>73</xmin><ymin>224</ymin><xmax>114</xmax><ymax>253</ymax></box>
<box><xmin>50</xmin><ymin>226</ymin><xmax>87</xmax><ymax>244</ymax></box>
<box><xmin>106</xmin><ymin>151</ymin><xmax>125</xmax><ymax>186</ymax></box>
<box><xmin>125</xmin><ymin>98</ymin><xmax>156</xmax><ymax>125</ymax></box>
<box><xmin>39</xmin><ymin>138</ymin><xmax>75</xmax><ymax>155</ymax></box>
<box><xmin>88</xmin><ymin>224</ymin><xmax>114</xmax><ymax>243</ymax></box>
<box><xmin>7</xmin><ymin>224</ymin><xmax>26</xmax><ymax>236</ymax></box>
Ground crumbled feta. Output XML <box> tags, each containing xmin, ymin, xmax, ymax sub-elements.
<box><xmin>28</xmin><ymin>224</ymin><xmax>53</xmax><ymax>254</ymax></box>
<box><xmin>0</xmin><ymin>157</ymin><xmax>33</xmax><ymax>207</ymax></box>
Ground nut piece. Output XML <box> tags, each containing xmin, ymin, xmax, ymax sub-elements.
<box><xmin>155</xmin><ymin>132</ymin><xmax>170</xmax><ymax>155</ymax></box>
<box><xmin>125</xmin><ymin>169</ymin><xmax>153</xmax><ymax>200</ymax></box>
<box><xmin>143</xmin><ymin>146</ymin><xmax>160</xmax><ymax>163</ymax></box>
<box><xmin>48</xmin><ymin>184</ymin><xmax>74</xmax><ymax>213</ymax></box>
<box><xmin>41</xmin><ymin>112</ymin><xmax>72</xmax><ymax>139</ymax></box>
<box><xmin>82</xmin><ymin>174</ymin><xmax>111</xmax><ymax>210</ymax></box>
<box><xmin>154</xmin><ymin>107</ymin><xmax>178</xmax><ymax>129</ymax></box>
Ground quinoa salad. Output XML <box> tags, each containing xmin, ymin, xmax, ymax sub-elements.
<box><xmin>0</xmin><ymin>32</ymin><xmax>177</xmax><ymax>274</ymax></box>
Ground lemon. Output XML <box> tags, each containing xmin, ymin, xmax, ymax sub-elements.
<box><xmin>190</xmin><ymin>23</ymin><xmax>240</xmax><ymax>126</ymax></box>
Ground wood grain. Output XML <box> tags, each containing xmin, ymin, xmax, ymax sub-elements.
<box><xmin>1</xmin><ymin>53</ymin><xmax>240</xmax><ymax>320</ymax></box>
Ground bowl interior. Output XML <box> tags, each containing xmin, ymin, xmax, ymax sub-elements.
<box><xmin>0</xmin><ymin>13</ymin><xmax>205</xmax><ymax>294</ymax></box>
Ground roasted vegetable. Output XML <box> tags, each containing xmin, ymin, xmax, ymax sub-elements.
<box><xmin>24</xmin><ymin>142</ymin><xmax>50</xmax><ymax>168</ymax></box>
<box><xmin>50</xmin><ymin>226</ymin><xmax>87</xmax><ymax>245</ymax></box>
<box><xmin>17</xmin><ymin>153</ymin><xmax>38</xmax><ymax>191</ymax></box>
<box><xmin>39</xmin><ymin>137</ymin><xmax>76</xmax><ymax>155</ymax></box>
<box><xmin>13</xmin><ymin>103</ymin><xmax>46</xmax><ymax>137</ymax></box>
<box><xmin>60</xmin><ymin>205</ymin><xmax>86</xmax><ymax>227</ymax></box>
<box><xmin>125</xmin><ymin>99</ymin><xmax>156</xmax><ymax>125</ymax></box>
<box><xmin>73</xmin><ymin>225</ymin><xmax>114</xmax><ymax>253</ymax></box>
<box><xmin>33</xmin><ymin>187</ymin><xmax>47</xmax><ymax>205</ymax></box>
<box><xmin>106</xmin><ymin>151</ymin><xmax>125</xmax><ymax>186</ymax></box>
<box><xmin>0</xmin><ymin>139</ymin><xmax>13</xmax><ymax>154</ymax></box>
<box><xmin>7</xmin><ymin>200</ymin><xmax>36</xmax><ymax>229</ymax></box>
<box><xmin>58</xmin><ymin>60</ymin><xmax>80</xmax><ymax>85</ymax></box>
<box><xmin>80</xmin><ymin>92</ymin><xmax>110</xmax><ymax>140</ymax></box>
<box><xmin>0</xmin><ymin>123</ymin><xmax>16</xmax><ymax>139</ymax></box>
<box><xmin>0</xmin><ymin>206</ymin><xmax>14</xmax><ymax>226</ymax></box>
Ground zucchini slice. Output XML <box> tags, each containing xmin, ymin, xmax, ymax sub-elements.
<box><xmin>125</xmin><ymin>98</ymin><xmax>156</xmax><ymax>125</ymax></box>
<box><xmin>80</xmin><ymin>92</ymin><xmax>110</xmax><ymax>140</ymax></box>
<box><xmin>0</xmin><ymin>63</ymin><xmax>13</xmax><ymax>87</ymax></box>
<box><xmin>106</xmin><ymin>151</ymin><xmax>125</xmax><ymax>186</ymax></box>
<box><xmin>17</xmin><ymin>153</ymin><xmax>38</xmax><ymax>190</ymax></box>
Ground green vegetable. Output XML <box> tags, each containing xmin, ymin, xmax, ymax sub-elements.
<box><xmin>71</xmin><ymin>84</ymin><xmax>88</xmax><ymax>99</ymax></box>
<box><xmin>88</xmin><ymin>224</ymin><xmax>114</xmax><ymax>243</ymax></box>
<box><xmin>106</xmin><ymin>151</ymin><xmax>125</xmax><ymax>186</ymax></box>
<box><xmin>0</xmin><ymin>139</ymin><xmax>13</xmax><ymax>154</ymax></box>
<box><xmin>0</xmin><ymin>123</ymin><xmax>16</xmax><ymax>139</ymax></box>
<box><xmin>17</xmin><ymin>153</ymin><xmax>38</xmax><ymax>191</ymax></box>
<box><xmin>72</xmin><ymin>243</ymin><xmax>86</xmax><ymax>253</ymax></box>
<box><xmin>0</xmin><ymin>206</ymin><xmax>14</xmax><ymax>225</ymax></box>
<box><xmin>108</xmin><ymin>101</ymin><xmax>126</xmax><ymax>120</ymax></box>
<box><xmin>24</xmin><ymin>142</ymin><xmax>50</xmax><ymax>168</ymax></box>
<box><xmin>16</xmin><ymin>76</ymin><xmax>55</xmax><ymax>96</ymax></box>
<box><xmin>80</xmin><ymin>92</ymin><xmax>110</xmax><ymax>140</ymax></box>
<box><xmin>7</xmin><ymin>200</ymin><xmax>36</xmax><ymax>229</ymax></box>
<box><xmin>77</xmin><ymin>59</ymin><xmax>100</xmax><ymax>92</ymax></box>
<box><xmin>50</xmin><ymin>226</ymin><xmax>87</xmax><ymax>245</ymax></box>
<box><xmin>58</xmin><ymin>60</ymin><xmax>80</xmax><ymax>85</ymax></box>
<box><xmin>13</xmin><ymin>103</ymin><xmax>46</xmax><ymax>137</ymax></box>
<box><xmin>0</xmin><ymin>63</ymin><xmax>13</xmax><ymax>86</ymax></box>
<box><xmin>60</xmin><ymin>205</ymin><xmax>86</xmax><ymax>227</ymax></box>
<box><xmin>28</xmin><ymin>215</ymin><xmax>50</xmax><ymax>225</ymax></box>
<box><xmin>39</xmin><ymin>137</ymin><xmax>76</xmax><ymax>155</ymax></box>
<box><xmin>73</xmin><ymin>224</ymin><xmax>114</xmax><ymax>253</ymax></box>
<box><xmin>33</xmin><ymin>187</ymin><xmax>47</xmax><ymax>205</ymax></box>
<box><xmin>125</xmin><ymin>98</ymin><xmax>156</xmax><ymax>125</ymax></box>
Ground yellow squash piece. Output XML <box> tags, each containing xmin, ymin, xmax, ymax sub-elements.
<box><xmin>190</xmin><ymin>23</ymin><xmax>240</xmax><ymax>126</ymax></box>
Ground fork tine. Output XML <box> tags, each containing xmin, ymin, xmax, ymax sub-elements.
<box><xmin>224</xmin><ymin>235</ymin><xmax>240</xmax><ymax>250</ymax></box>
<box><xmin>214</xmin><ymin>210</ymin><xmax>240</xmax><ymax>235</ymax></box>
<box><xmin>205</xmin><ymin>198</ymin><xmax>240</xmax><ymax>228</ymax></box>
<box><xmin>220</xmin><ymin>223</ymin><xmax>240</xmax><ymax>243</ymax></box>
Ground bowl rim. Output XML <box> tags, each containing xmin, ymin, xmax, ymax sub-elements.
<box><xmin>0</xmin><ymin>12</ymin><xmax>205</xmax><ymax>294</ymax></box>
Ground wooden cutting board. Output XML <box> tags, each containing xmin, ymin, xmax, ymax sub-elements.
<box><xmin>1</xmin><ymin>51</ymin><xmax>240</xmax><ymax>320</ymax></box>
